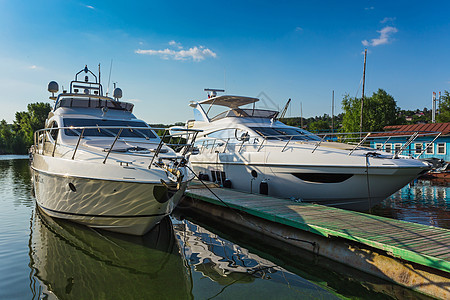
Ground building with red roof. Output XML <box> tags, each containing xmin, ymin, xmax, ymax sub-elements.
<box><xmin>370</xmin><ymin>122</ymin><xmax>450</xmax><ymax>162</ymax></box>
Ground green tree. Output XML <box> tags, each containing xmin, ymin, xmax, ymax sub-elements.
<box><xmin>0</xmin><ymin>102</ymin><xmax>52</xmax><ymax>154</ymax></box>
<box><xmin>309</xmin><ymin>120</ymin><xmax>330</xmax><ymax>132</ymax></box>
<box><xmin>0</xmin><ymin>120</ymin><xmax>12</xmax><ymax>154</ymax></box>
<box><xmin>341</xmin><ymin>89</ymin><xmax>400</xmax><ymax>133</ymax></box>
<box><xmin>437</xmin><ymin>91</ymin><xmax>450</xmax><ymax>123</ymax></box>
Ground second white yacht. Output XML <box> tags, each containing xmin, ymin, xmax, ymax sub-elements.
<box><xmin>184</xmin><ymin>90</ymin><xmax>430</xmax><ymax>211</ymax></box>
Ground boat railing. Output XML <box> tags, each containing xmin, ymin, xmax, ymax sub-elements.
<box><xmin>194</xmin><ymin>130</ymin><xmax>441</xmax><ymax>158</ymax></box>
<box><xmin>33</xmin><ymin>126</ymin><xmax>201</xmax><ymax>169</ymax></box>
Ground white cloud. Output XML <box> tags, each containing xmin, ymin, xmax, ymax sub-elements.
<box><xmin>295</xmin><ymin>27</ymin><xmax>303</xmax><ymax>32</ymax></box>
<box><xmin>85</xmin><ymin>5</ymin><xmax>95</xmax><ymax>10</ymax></box>
<box><xmin>361</xmin><ymin>26</ymin><xmax>398</xmax><ymax>47</ymax></box>
<box><xmin>136</xmin><ymin>44</ymin><xmax>217</xmax><ymax>62</ymax></box>
<box><xmin>29</xmin><ymin>65</ymin><xmax>38</xmax><ymax>70</ymax></box>
<box><xmin>380</xmin><ymin>17</ymin><xmax>396</xmax><ymax>24</ymax></box>
<box><xmin>365</xmin><ymin>6</ymin><xmax>374</xmax><ymax>10</ymax></box>
<box><xmin>169</xmin><ymin>40</ymin><xmax>183</xmax><ymax>49</ymax></box>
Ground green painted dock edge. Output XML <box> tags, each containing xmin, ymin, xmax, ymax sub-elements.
<box><xmin>185</xmin><ymin>190</ymin><xmax>450</xmax><ymax>274</ymax></box>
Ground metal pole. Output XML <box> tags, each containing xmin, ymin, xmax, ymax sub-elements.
<box><xmin>332</xmin><ymin>90</ymin><xmax>334</xmax><ymax>133</ymax></box>
<box><xmin>52</xmin><ymin>131</ymin><xmax>58</xmax><ymax>157</ymax></box>
<box><xmin>359</xmin><ymin>49</ymin><xmax>367</xmax><ymax>139</ymax></box>
<box><xmin>103</xmin><ymin>128</ymin><xmax>123</xmax><ymax>164</ymax></box>
<box><xmin>72</xmin><ymin>128</ymin><xmax>85</xmax><ymax>160</ymax></box>
<box><xmin>300</xmin><ymin>102</ymin><xmax>303</xmax><ymax>129</ymax></box>
<box><xmin>148</xmin><ymin>130</ymin><xmax>168</xmax><ymax>168</ymax></box>
<box><xmin>432</xmin><ymin>92</ymin><xmax>436</xmax><ymax>123</ymax></box>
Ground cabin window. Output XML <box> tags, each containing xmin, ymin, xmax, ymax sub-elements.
<box><xmin>374</xmin><ymin>143</ymin><xmax>382</xmax><ymax>150</ymax></box>
<box><xmin>437</xmin><ymin>143</ymin><xmax>446</xmax><ymax>154</ymax></box>
<box><xmin>394</xmin><ymin>143</ymin><xmax>402</xmax><ymax>154</ymax></box>
<box><xmin>49</xmin><ymin>121</ymin><xmax>59</xmax><ymax>141</ymax></box>
<box><xmin>56</xmin><ymin>97</ymin><xmax>134</xmax><ymax>112</ymax></box>
<box><xmin>250</xmin><ymin>127</ymin><xmax>320</xmax><ymax>141</ymax></box>
<box><xmin>207</xmin><ymin>129</ymin><xmax>236</xmax><ymax>140</ymax></box>
<box><xmin>425</xmin><ymin>143</ymin><xmax>434</xmax><ymax>154</ymax></box>
<box><xmin>63</xmin><ymin>118</ymin><xmax>157</xmax><ymax>139</ymax></box>
<box><xmin>385</xmin><ymin>144</ymin><xmax>392</xmax><ymax>153</ymax></box>
<box><xmin>414</xmin><ymin>143</ymin><xmax>423</xmax><ymax>154</ymax></box>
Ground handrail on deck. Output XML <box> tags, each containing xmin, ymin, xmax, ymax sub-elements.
<box><xmin>312</xmin><ymin>135</ymin><xmax>327</xmax><ymax>153</ymax></box>
<box><xmin>415</xmin><ymin>132</ymin><xmax>442</xmax><ymax>159</ymax></box>
<box><xmin>194</xmin><ymin>129</ymin><xmax>442</xmax><ymax>158</ymax></box>
<box><xmin>33</xmin><ymin>126</ymin><xmax>201</xmax><ymax>169</ymax></box>
<box><xmin>348</xmin><ymin>133</ymin><xmax>371</xmax><ymax>156</ymax></box>
<box><xmin>393</xmin><ymin>131</ymin><xmax>418</xmax><ymax>159</ymax></box>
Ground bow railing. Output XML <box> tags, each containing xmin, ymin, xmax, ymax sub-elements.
<box><xmin>33</xmin><ymin>126</ymin><xmax>201</xmax><ymax>168</ymax></box>
<box><xmin>192</xmin><ymin>130</ymin><xmax>441</xmax><ymax>159</ymax></box>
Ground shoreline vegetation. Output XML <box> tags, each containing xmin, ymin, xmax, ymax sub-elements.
<box><xmin>0</xmin><ymin>102</ymin><xmax>51</xmax><ymax>155</ymax></box>
<box><xmin>1</xmin><ymin>90</ymin><xmax>449</xmax><ymax>155</ymax></box>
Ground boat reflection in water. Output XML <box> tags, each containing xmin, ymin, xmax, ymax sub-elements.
<box><xmin>29</xmin><ymin>209</ymin><xmax>192</xmax><ymax>299</ymax></box>
<box><xmin>172</xmin><ymin>218</ymin><xmax>340</xmax><ymax>299</ymax></box>
<box><xmin>373</xmin><ymin>179</ymin><xmax>450</xmax><ymax>229</ymax></box>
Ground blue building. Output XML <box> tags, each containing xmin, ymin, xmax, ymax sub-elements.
<box><xmin>370</xmin><ymin>122</ymin><xmax>450</xmax><ymax>162</ymax></box>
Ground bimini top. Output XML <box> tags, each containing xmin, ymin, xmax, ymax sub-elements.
<box><xmin>196</xmin><ymin>95</ymin><xmax>259</xmax><ymax>108</ymax></box>
<box><xmin>190</xmin><ymin>94</ymin><xmax>278</xmax><ymax>123</ymax></box>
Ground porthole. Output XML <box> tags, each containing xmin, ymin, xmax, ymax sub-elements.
<box><xmin>68</xmin><ymin>182</ymin><xmax>77</xmax><ymax>192</ymax></box>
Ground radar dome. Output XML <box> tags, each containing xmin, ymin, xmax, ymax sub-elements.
<box><xmin>113</xmin><ymin>88</ymin><xmax>123</xmax><ymax>99</ymax></box>
<box><xmin>48</xmin><ymin>81</ymin><xmax>59</xmax><ymax>93</ymax></box>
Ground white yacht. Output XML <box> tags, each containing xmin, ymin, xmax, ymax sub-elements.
<box><xmin>184</xmin><ymin>90</ymin><xmax>430</xmax><ymax>211</ymax></box>
<box><xmin>31</xmin><ymin>66</ymin><xmax>198</xmax><ymax>235</ymax></box>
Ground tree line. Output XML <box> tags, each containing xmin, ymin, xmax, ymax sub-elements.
<box><xmin>1</xmin><ymin>90</ymin><xmax>449</xmax><ymax>154</ymax></box>
<box><xmin>0</xmin><ymin>103</ymin><xmax>51</xmax><ymax>154</ymax></box>
<box><xmin>281</xmin><ymin>89</ymin><xmax>450</xmax><ymax>133</ymax></box>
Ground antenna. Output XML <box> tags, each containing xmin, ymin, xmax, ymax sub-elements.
<box><xmin>332</xmin><ymin>90</ymin><xmax>334</xmax><ymax>133</ymax></box>
<box><xmin>107</xmin><ymin>59</ymin><xmax>113</xmax><ymax>96</ymax></box>
<box><xmin>359</xmin><ymin>48</ymin><xmax>367</xmax><ymax>138</ymax></box>
<box><xmin>300</xmin><ymin>102</ymin><xmax>303</xmax><ymax>128</ymax></box>
<box><xmin>224</xmin><ymin>68</ymin><xmax>226</xmax><ymax>91</ymax></box>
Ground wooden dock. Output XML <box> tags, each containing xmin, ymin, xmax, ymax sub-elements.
<box><xmin>184</xmin><ymin>186</ymin><xmax>450</xmax><ymax>299</ymax></box>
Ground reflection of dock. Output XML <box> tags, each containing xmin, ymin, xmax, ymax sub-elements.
<box><xmin>172</xmin><ymin>218</ymin><xmax>342</xmax><ymax>298</ymax></box>
<box><xmin>184</xmin><ymin>186</ymin><xmax>450</xmax><ymax>299</ymax></box>
<box><xmin>175</xmin><ymin>220</ymin><xmax>281</xmax><ymax>281</ymax></box>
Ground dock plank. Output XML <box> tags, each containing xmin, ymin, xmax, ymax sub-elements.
<box><xmin>185</xmin><ymin>187</ymin><xmax>450</xmax><ymax>274</ymax></box>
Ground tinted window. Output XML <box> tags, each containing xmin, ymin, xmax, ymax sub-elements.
<box><xmin>250</xmin><ymin>127</ymin><xmax>320</xmax><ymax>141</ymax></box>
<box><xmin>63</xmin><ymin>118</ymin><xmax>157</xmax><ymax>139</ymax></box>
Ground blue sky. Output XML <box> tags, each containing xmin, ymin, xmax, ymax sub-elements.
<box><xmin>0</xmin><ymin>0</ymin><xmax>449</xmax><ymax>124</ymax></box>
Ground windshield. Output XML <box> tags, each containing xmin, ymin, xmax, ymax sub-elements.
<box><xmin>63</xmin><ymin>118</ymin><xmax>157</xmax><ymax>139</ymax></box>
<box><xmin>250</xmin><ymin>127</ymin><xmax>320</xmax><ymax>141</ymax></box>
<box><xmin>56</xmin><ymin>97</ymin><xmax>134</xmax><ymax>112</ymax></box>
<box><xmin>211</xmin><ymin>108</ymin><xmax>278</xmax><ymax>122</ymax></box>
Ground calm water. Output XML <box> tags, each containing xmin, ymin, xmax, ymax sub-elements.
<box><xmin>0</xmin><ymin>156</ymin><xmax>446</xmax><ymax>299</ymax></box>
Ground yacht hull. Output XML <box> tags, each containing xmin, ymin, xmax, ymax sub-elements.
<box><xmin>32</xmin><ymin>168</ymin><xmax>186</xmax><ymax>235</ymax></box>
<box><xmin>192</xmin><ymin>161</ymin><xmax>425</xmax><ymax>211</ymax></box>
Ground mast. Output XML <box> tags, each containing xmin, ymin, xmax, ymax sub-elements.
<box><xmin>332</xmin><ymin>90</ymin><xmax>334</xmax><ymax>133</ymax></box>
<box><xmin>359</xmin><ymin>48</ymin><xmax>367</xmax><ymax>138</ymax></box>
<box><xmin>300</xmin><ymin>102</ymin><xmax>303</xmax><ymax>128</ymax></box>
